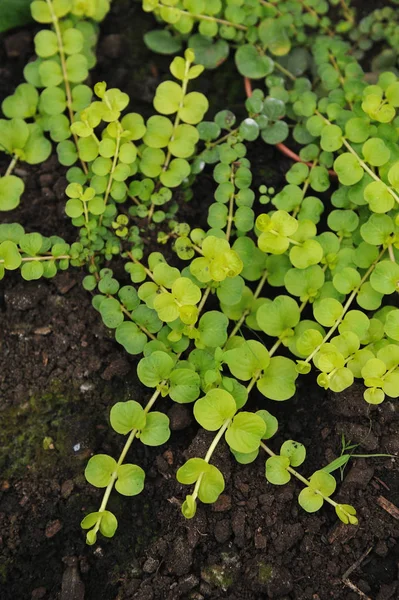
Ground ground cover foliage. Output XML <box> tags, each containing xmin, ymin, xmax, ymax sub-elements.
<box><xmin>1</xmin><ymin>0</ymin><xmax>399</xmax><ymax>545</ymax></box>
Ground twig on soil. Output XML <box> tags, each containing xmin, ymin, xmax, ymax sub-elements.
<box><xmin>342</xmin><ymin>578</ymin><xmax>372</xmax><ymax>600</ymax></box>
<box><xmin>376</xmin><ymin>495</ymin><xmax>399</xmax><ymax>520</ymax></box>
<box><xmin>373</xmin><ymin>476</ymin><xmax>390</xmax><ymax>491</ymax></box>
<box><xmin>342</xmin><ymin>546</ymin><xmax>373</xmax><ymax>580</ymax></box>
<box><xmin>341</xmin><ymin>546</ymin><xmax>373</xmax><ymax>600</ymax></box>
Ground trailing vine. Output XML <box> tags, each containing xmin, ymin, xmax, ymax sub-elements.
<box><xmin>1</xmin><ymin>0</ymin><xmax>399</xmax><ymax>545</ymax></box>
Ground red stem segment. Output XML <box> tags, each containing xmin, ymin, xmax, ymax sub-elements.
<box><xmin>244</xmin><ymin>77</ymin><xmax>336</xmax><ymax>177</ymax></box>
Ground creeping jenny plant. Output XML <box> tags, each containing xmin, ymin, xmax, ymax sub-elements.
<box><xmin>3</xmin><ymin>0</ymin><xmax>399</xmax><ymax>544</ymax></box>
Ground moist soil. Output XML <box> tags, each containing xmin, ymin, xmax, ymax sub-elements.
<box><xmin>1</xmin><ymin>2</ymin><xmax>399</xmax><ymax>599</ymax></box>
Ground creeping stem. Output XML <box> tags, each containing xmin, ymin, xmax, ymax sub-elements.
<box><xmin>88</xmin><ymin>278</ymin><xmax>212</xmax><ymax>532</ymax></box>
<box><xmin>157</xmin><ymin>2</ymin><xmax>247</xmax><ymax>30</ymax></box>
<box><xmin>304</xmin><ymin>247</ymin><xmax>387</xmax><ymax>365</ymax></box>
<box><xmin>91</xmin><ymin>388</ymin><xmax>161</xmax><ymax>538</ymax></box>
<box><xmin>102</xmin><ymin>126</ymin><xmax>122</xmax><ymax>214</ymax></box>
<box><xmin>191</xmin><ymin>418</ymin><xmax>231</xmax><ymax>503</ymax></box>
<box><xmin>228</xmin><ymin>268</ymin><xmax>268</xmax><ymax>339</ymax></box>
<box><xmin>45</xmin><ymin>0</ymin><xmax>88</xmax><ymax>174</ymax></box>
<box><xmin>0</xmin><ymin>254</ymin><xmax>71</xmax><ymax>264</ymax></box>
<box><xmin>259</xmin><ymin>442</ymin><xmax>339</xmax><ymax>509</ymax></box>
<box><xmin>5</xmin><ymin>155</ymin><xmax>18</xmax><ymax>177</ymax></box>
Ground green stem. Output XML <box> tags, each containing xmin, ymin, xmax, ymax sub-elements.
<box><xmin>228</xmin><ymin>269</ymin><xmax>268</xmax><ymax>339</ymax></box>
<box><xmin>198</xmin><ymin>286</ymin><xmax>212</xmax><ymax>314</ymax></box>
<box><xmin>305</xmin><ymin>247</ymin><xmax>387</xmax><ymax>364</ymax></box>
<box><xmin>120</xmin><ymin>304</ymin><xmax>157</xmax><ymax>340</ymax></box>
<box><xmin>103</xmin><ymin>127</ymin><xmax>121</xmax><ymax>211</ymax></box>
<box><xmin>225</xmin><ymin>170</ymin><xmax>236</xmax><ymax>241</ymax></box>
<box><xmin>91</xmin><ymin>388</ymin><xmax>161</xmax><ymax>536</ymax></box>
<box><xmin>344</xmin><ymin>141</ymin><xmax>399</xmax><ymax>204</ymax></box>
<box><xmin>191</xmin><ymin>419</ymin><xmax>231</xmax><ymax>502</ymax></box>
<box><xmin>274</xmin><ymin>61</ymin><xmax>296</xmax><ymax>82</ymax></box>
<box><xmin>268</xmin><ymin>339</ymin><xmax>282</xmax><ymax>357</ymax></box>
<box><xmin>149</xmin><ymin>57</ymin><xmax>192</xmax><ymax>221</ymax></box>
<box><xmin>260</xmin><ymin>442</ymin><xmax>338</xmax><ymax>508</ymax></box>
<box><xmin>159</xmin><ymin>4</ymin><xmax>247</xmax><ymax>30</ymax></box>
<box><xmin>45</xmin><ymin>0</ymin><xmax>88</xmax><ymax>175</ymax></box>
<box><xmin>0</xmin><ymin>254</ymin><xmax>71</xmax><ymax>265</ymax></box>
<box><xmin>5</xmin><ymin>155</ymin><xmax>18</xmax><ymax>177</ymax></box>
<box><xmin>207</xmin><ymin>128</ymin><xmax>239</xmax><ymax>149</ymax></box>
<box><xmin>317</xmin><ymin>111</ymin><xmax>399</xmax><ymax>205</ymax></box>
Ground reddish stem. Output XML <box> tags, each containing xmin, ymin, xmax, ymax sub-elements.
<box><xmin>244</xmin><ymin>77</ymin><xmax>336</xmax><ymax>177</ymax></box>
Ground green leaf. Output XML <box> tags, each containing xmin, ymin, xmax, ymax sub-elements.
<box><xmin>188</xmin><ymin>34</ymin><xmax>229</xmax><ymax>70</ymax></box>
<box><xmin>370</xmin><ymin>261</ymin><xmax>399</xmax><ymax>294</ymax></box>
<box><xmin>235</xmin><ymin>44</ymin><xmax>274</xmax><ymax>79</ymax></box>
<box><xmin>257</xmin><ymin>295</ymin><xmax>300</xmax><ymax>338</ymax></box>
<box><xmin>139</xmin><ymin>412</ymin><xmax>170</xmax><ymax>446</ymax></box>
<box><xmin>0</xmin><ymin>241</ymin><xmax>21</xmax><ymax>269</ymax></box>
<box><xmin>99</xmin><ymin>297</ymin><xmax>124</xmax><ymax>329</ymax></box>
<box><xmin>143</xmin><ymin>115</ymin><xmax>173</xmax><ymax>148</ymax></box>
<box><xmin>364</xmin><ymin>181</ymin><xmax>394</xmax><ymax>213</ymax></box>
<box><xmin>333</xmin><ymin>153</ymin><xmax>364</xmax><ymax>185</ymax></box>
<box><xmin>144</xmin><ymin>29</ymin><xmax>183</xmax><ymax>54</ymax></box>
<box><xmin>261</xmin><ymin>121</ymin><xmax>289</xmax><ymax>144</ymax></box>
<box><xmin>81</xmin><ymin>511</ymin><xmax>100</xmax><ymax>530</ymax></box>
<box><xmin>322</xmin><ymin>455</ymin><xmax>350</xmax><ymax>474</ymax></box>
<box><xmin>335</xmin><ymin>504</ymin><xmax>358</xmax><ymax>525</ymax></box>
<box><xmin>154</xmin><ymin>81</ymin><xmax>182</xmax><ymax>115</ymax></box>
<box><xmin>224</xmin><ymin>340</ymin><xmax>270</xmax><ymax>381</ymax></box>
<box><xmin>384</xmin><ymin>310</ymin><xmax>399</xmax><ymax>341</ymax></box>
<box><xmin>168</xmin><ymin>124</ymin><xmax>199</xmax><ymax>158</ymax></box>
<box><xmin>20</xmin><ymin>232</ymin><xmax>42</xmax><ymax>256</ymax></box>
<box><xmin>257</xmin><ymin>356</ymin><xmax>298</xmax><ymax>401</ymax></box>
<box><xmin>21</xmin><ymin>261</ymin><xmax>44</xmax><ymax>280</ymax></box>
<box><xmin>265</xmin><ymin>455</ymin><xmax>291</xmax><ymax>485</ymax></box>
<box><xmin>160</xmin><ymin>158</ymin><xmax>191</xmax><ymax>187</ymax></box>
<box><xmin>181</xmin><ymin>494</ymin><xmax>197</xmax><ymax>518</ymax></box>
<box><xmin>137</xmin><ymin>351</ymin><xmax>175</xmax><ymax>387</ymax></box>
<box><xmin>320</xmin><ymin>124</ymin><xmax>343</xmax><ymax>152</ymax></box>
<box><xmin>34</xmin><ymin>29</ymin><xmax>58</xmax><ymax>57</ymax></box>
<box><xmin>31</xmin><ymin>0</ymin><xmax>52</xmax><ymax>23</ymax></box>
<box><xmin>0</xmin><ymin>0</ymin><xmax>33</xmax><ymax>32</ymax></box>
<box><xmin>198</xmin><ymin>311</ymin><xmax>228</xmax><ymax>348</ymax></box>
<box><xmin>225</xmin><ymin>412</ymin><xmax>266</xmax><ymax>453</ymax></box>
<box><xmin>99</xmin><ymin>510</ymin><xmax>118</xmax><ymax>538</ymax></box>
<box><xmin>309</xmin><ymin>470</ymin><xmax>336</xmax><ymax>495</ymax></box>
<box><xmin>361</xmin><ymin>214</ymin><xmax>394</xmax><ymax>246</ymax></box>
<box><xmin>298</xmin><ymin>487</ymin><xmax>324</xmax><ymax>512</ymax></box>
<box><xmin>177</xmin><ymin>457</ymin><xmax>207</xmax><ymax>484</ymax></box>
<box><xmin>313</xmin><ymin>298</ymin><xmax>344</xmax><ymax>327</ymax></box>
<box><xmin>23</xmin><ymin>124</ymin><xmax>51</xmax><ymax>164</ymax></box>
<box><xmin>290</xmin><ymin>240</ymin><xmax>323</xmax><ymax>269</ymax></box>
<box><xmin>110</xmin><ymin>400</ymin><xmax>146</xmax><ymax>434</ymax></box>
<box><xmin>0</xmin><ymin>176</ymin><xmax>24</xmax><ymax>211</ymax></box>
<box><xmin>231</xmin><ymin>448</ymin><xmax>259</xmax><ymax>464</ymax></box>
<box><xmin>85</xmin><ymin>454</ymin><xmax>116</xmax><ymax>487</ymax></box>
<box><xmin>179</xmin><ymin>91</ymin><xmax>208</xmax><ymax>125</ymax></box>
<box><xmin>115</xmin><ymin>321</ymin><xmax>147</xmax><ymax>355</ymax></box>
<box><xmin>362</xmin><ymin>137</ymin><xmax>390</xmax><ymax>167</ymax></box>
<box><xmin>258</xmin><ymin>17</ymin><xmax>291</xmax><ymax>56</ymax></box>
<box><xmin>2</xmin><ymin>84</ymin><xmax>38</xmax><ymax>119</ymax></box>
<box><xmin>115</xmin><ymin>464</ymin><xmax>145</xmax><ymax>496</ymax></box>
<box><xmin>169</xmin><ymin>368</ymin><xmax>201</xmax><ymax>403</ymax></box>
<box><xmin>333</xmin><ymin>267</ymin><xmax>361</xmax><ymax>295</ymax></box>
<box><xmin>256</xmin><ymin>410</ymin><xmax>278</xmax><ymax>440</ymax></box>
<box><xmin>194</xmin><ymin>388</ymin><xmax>236</xmax><ymax>431</ymax></box>
<box><xmin>280</xmin><ymin>440</ymin><xmax>306</xmax><ymax>467</ymax></box>
<box><xmin>198</xmin><ymin>464</ymin><xmax>224</xmax><ymax>503</ymax></box>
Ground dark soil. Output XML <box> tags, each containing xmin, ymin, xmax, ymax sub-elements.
<box><xmin>1</xmin><ymin>2</ymin><xmax>399</xmax><ymax>600</ymax></box>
